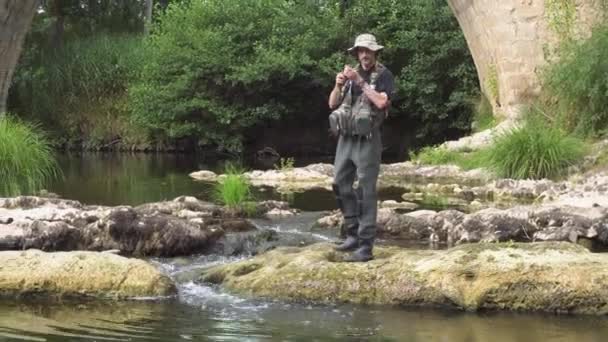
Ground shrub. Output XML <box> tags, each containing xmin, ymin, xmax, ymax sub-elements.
<box><xmin>0</xmin><ymin>117</ymin><xmax>60</xmax><ymax>195</ymax></box>
<box><xmin>11</xmin><ymin>34</ymin><xmax>145</xmax><ymax>143</ymax></box>
<box><xmin>543</xmin><ymin>24</ymin><xmax>608</xmax><ymax>136</ymax></box>
<box><xmin>484</xmin><ymin>116</ymin><xmax>585</xmax><ymax>179</ymax></box>
<box><xmin>129</xmin><ymin>0</ymin><xmax>477</xmax><ymax>152</ymax></box>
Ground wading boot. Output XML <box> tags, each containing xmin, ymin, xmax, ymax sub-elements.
<box><xmin>344</xmin><ymin>238</ymin><xmax>373</xmax><ymax>262</ymax></box>
<box><xmin>334</xmin><ymin>222</ymin><xmax>359</xmax><ymax>252</ymax></box>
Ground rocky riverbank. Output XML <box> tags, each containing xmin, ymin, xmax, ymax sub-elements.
<box><xmin>0</xmin><ymin>196</ymin><xmax>296</xmax><ymax>257</ymax></box>
<box><xmin>0</xmin><ymin>249</ymin><xmax>176</xmax><ymax>299</ymax></box>
<box><xmin>199</xmin><ymin>242</ymin><xmax>608</xmax><ymax>315</ymax></box>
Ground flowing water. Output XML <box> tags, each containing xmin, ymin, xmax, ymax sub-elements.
<box><xmin>2</xmin><ymin>153</ymin><xmax>608</xmax><ymax>341</ymax></box>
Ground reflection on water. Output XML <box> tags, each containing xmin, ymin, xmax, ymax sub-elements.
<box><xmin>1</xmin><ymin>297</ymin><xmax>608</xmax><ymax>342</ymax></box>
<box><xmin>45</xmin><ymin>153</ymin><xmax>404</xmax><ymax>211</ymax></box>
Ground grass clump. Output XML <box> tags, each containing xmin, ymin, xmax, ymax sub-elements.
<box><xmin>213</xmin><ymin>163</ymin><xmax>255</xmax><ymax>215</ymax></box>
<box><xmin>0</xmin><ymin>117</ymin><xmax>60</xmax><ymax>195</ymax></box>
<box><xmin>484</xmin><ymin>115</ymin><xmax>586</xmax><ymax>179</ymax></box>
<box><xmin>410</xmin><ymin>146</ymin><xmax>485</xmax><ymax>170</ymax></box>
<box><xmin>274</xmin><ymin>157</ymin><xmax>295</xmax><ymax>172</ymax></box>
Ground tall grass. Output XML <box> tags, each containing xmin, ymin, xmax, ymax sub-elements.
<box><xmin>484</xmin><ymin>116</ymin><xmax>585</xmax><ymax>179</ymax></box>
<box><xmin>0</xmin><ymin>117</ymin><xmax>60</xmax><ymax>196</ymax></box>
<box><xmin>12</xmin><ymin>34</ymin><xmax>145</xmax><ymax>143</ymax></box>
<box><xmin>213</xmin><ymin>163</ymin><xmax>255</xmax><ymax>214</ymax></box>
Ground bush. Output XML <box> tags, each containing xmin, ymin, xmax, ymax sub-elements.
<box><xmin>11</xmin><ymin>34</ymin><xmax>145</xmax><ymax>144</ymax></box>
<box><xmin>0</xmin><ymin>117</ymin><xmax>60</xmax><ymax>195</ymax></box>
<box><xmin>484</xmin><ymin>116</ymin><xmax>585</xmax><ymax>179</ymax></box>
<box><xmin>543</xmin><ymin>24</ymin><xmax>608</xmax><ymax>136</ymax></box>
<box><xmin>129</xmin><ymin>0</ymin><xmax>477</xmax><ymax>152</ymax></box>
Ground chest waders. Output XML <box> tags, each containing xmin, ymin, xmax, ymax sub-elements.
<box><xmin>330</xmin><ymin>64</ymin><xmax>386</xmax><ymax>262</ymax></box>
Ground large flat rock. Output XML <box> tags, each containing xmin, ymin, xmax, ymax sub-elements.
<box><xmin>0</xmin><ymin>249</ymin><xmax>176</xmax><ymax>299</ymax></box>
<box><xmin>201</xmin><ymin>242</ymin><xmax>608</xmax><ymax>315</ymax></box>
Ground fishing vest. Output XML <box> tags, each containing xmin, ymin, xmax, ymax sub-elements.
<box><xmin>329</xmin><ymin>63</ymin><xmax>387</xmax><ymax>138</ymax></box>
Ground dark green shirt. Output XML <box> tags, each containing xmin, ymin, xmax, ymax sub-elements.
<box><xmin>346</xmin><ymin>65</ymin><xmax>396</xmax><ymax>105</ymax></box>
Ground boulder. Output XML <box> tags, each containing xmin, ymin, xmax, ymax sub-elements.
<box><xmin>0</xmin><ymin>249</ymin><xmax>176</xmax><ymax>299</ymax></box>
<box><xmin>200</xmin><ymin>242</ymin><xmax>608</xmax><ymax>315</ymax></box>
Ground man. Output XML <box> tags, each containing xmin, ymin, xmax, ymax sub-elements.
<box><xmin>328</xmin><ymin>33</ymin><xmax>395</xmax><ymax>262</ymax></box>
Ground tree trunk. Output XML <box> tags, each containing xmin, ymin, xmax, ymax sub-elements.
<box><xmin>0</xmin><ymin>0</ymin><xmax>38</xmax><ymax>117</ymax></box>
<box><xmin>144</xmin><ymin>0</ymin><xmax>153</xmax><ymax>35</ymax></box>
<box><xmin>53</xmin><ymin>13</ymin><xmax>65</xmax><ymax>50</ymax></box>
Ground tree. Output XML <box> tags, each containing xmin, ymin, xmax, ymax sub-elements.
<box><xmin>144</xmin><ymin>0</ymin><xmax>153</xmax><ymax>35</ymax></box>
<box><xmin>0</xmin><ymin>0</ymin><xmax>38</xmax><ymax>117</ymax></box>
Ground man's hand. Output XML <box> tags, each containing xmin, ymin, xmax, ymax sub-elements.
<box><xmin>335</xmin><ymin>72</ymin><xmax>347</xmax><ymax>88</ymax></box>
<box><xmin>343</xmin><ymin>65</ymin><xmax>363</xmax><ymax>85</ymax></box>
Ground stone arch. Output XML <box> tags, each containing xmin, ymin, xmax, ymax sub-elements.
<box><xmin>447</xmin><ymin>0</ymin><xmax>604</xmax><ymax>118</ymax></box>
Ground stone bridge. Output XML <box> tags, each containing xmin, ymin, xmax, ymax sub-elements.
<box><xmin>447</xmin><ymin>0</ymin><xmax>604</xmax><ymax>118</ymax></box>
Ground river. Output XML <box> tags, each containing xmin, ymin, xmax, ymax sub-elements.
<box><xmin>1</xmin><ymin>153</ymin><xmax>607</xmax><ymax>341</ymax></box>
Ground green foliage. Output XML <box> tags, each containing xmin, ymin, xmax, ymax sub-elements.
<box><xmin>543</xmin><ymin>24</ymin><xmax>608</xmax><ymax>137</ymax></box>
<box><xmin>0</xmin><ymin>117</ymin><xmax>60</xmax><ymax>196</ymax></box>
<box><xmin>545</xmin><ymin>0</ymin><xmax>576</xmax><ymax>42</ymax></box>
<box><xmin>274</xmin><ymin>157</ymin><xmax>295</xmax><ymax>171</ymax></box>
<box><xmin>410</xmin><ymin>145</ymin><xmax>485</xmax><ymax>170</ymax></box>
<box><xmin>214</xmin><ymin>163</ymin><xmax>254</xmax><ymax>213</ymax></box>
<box><xmin>410</xmin><ymin>146</ymin><xmax>459</xmax><ymax>165</ymax></box>
<box><xmin>12</xmin><ymin>34</ymin><xmax>146</xmax><ymax>145</ymax></box>
<box><xmin>471</xmin><ymin>94</ymin><xmax>496</xmax><ymax>132</ymax></box>
<box><xmin>484</xmin><ymin>116</ymin><xmax>586</xmax><ymax>179</ymax></box>
<box><xmin>129</xmin><ymin>0</ymin><xmax>477</xmax><ymax>151</ymax></box>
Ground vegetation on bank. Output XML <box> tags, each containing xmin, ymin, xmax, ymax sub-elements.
<box><xmin>0</xmin><ymin>117</ymin><xmax>60</xmax><ymax>196</ymax></box>
<box><xmin>9</xmin><ymin>0</ymin><xmax>477</xmax><ymax>153</ymax></box>
<box><xmin>411</xmin><ymin>112</ymin><xmax>587</xmax><ymax>180</ymax></box>
<box><xmin>213</xmin><ymin>164</ymin><xmax>255</xmax><ymax>215</ymax></box>
<box><xmin>12</xmin><ymin>34</ymin><xmax>148</xmax><ymax>148</ymax></box>
<box><xmin>413</xmin><ymin>23</ymin><xmax>608</xmax><ymax>180</ymax></box>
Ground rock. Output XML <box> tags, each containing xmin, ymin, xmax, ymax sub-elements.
<box><xmin>219</xmin><ymin>218</ymin><xmax>255</xmax><ymax>232</ymax></box>
<box><xmin>265</xmin><ymin>208</ymin><xmax>296</xmax><ymax>219</ymax></box>
<box><xmin>201</xmin><ymin>242</ymin><xmax>608</xmax><ymax>314</ymax></box>
<box><xmin>206</xmin><ymin>229</ymin><xmax>323</xmax><ymax>257</ymax></box>
<box><xmin>82</xmin><ymin>207</ymin><xmax>224</xmax><ymax>256</ymax></box>
<box><xmin>380</xmin><ymin>200</ymin><xmax>418</xmax><ymax>211</ymax></box>
<box><xmin>315</xmin><ymin>203</ymin><xmax>608</xmax><ymax>248</ymax></box>
<box><xmin>315</xmin><ymin>210</ymin><xmax>342</xmax><ymax>228</ymax></box>
<box><xmin>189</xmin><ymin>170</ymin><xmax>218</xmax><ymax>181</ymax></box>
<box><xmin>0</xmin><ymin>249</ymin><xmax>176</xmax><ymax>299</ymax></box>
<box><xmin>0</xmin><ymin>196</ymin><xmax>254</xmax><ymax>257</ymax></box>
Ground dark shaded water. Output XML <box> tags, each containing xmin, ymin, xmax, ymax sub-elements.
<box><xmin>45</xmin><ymin>153</ymin><xmax>405</xmax><ymax>211</ymax></box>
<box><xmin>3</xmin><ymin>153</ymin><xmax>608</xmax><ymax>341</ymax></box>
<box><xmin>45</xmin><ymin>153</ymin><xmax>341</xmax><ymax>211</ymax></box>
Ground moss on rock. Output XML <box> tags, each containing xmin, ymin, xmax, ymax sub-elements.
<box><xmin>0</xmin><ymin>250</ymin><xmax>177</xmax><ymax>299</ymax></box>
<box><xmin>200</xmin><ymin>242</ymin><xmax>608</xmax><ymax>314</ymax></box>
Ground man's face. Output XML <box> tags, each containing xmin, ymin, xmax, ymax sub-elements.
<box><xmin>357</xmin><ymin>47</ymin><xmax>376</xmax><ymax>70</ymax></box>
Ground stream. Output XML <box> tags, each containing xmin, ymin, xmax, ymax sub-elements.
<box><xmin>1</xmin><ymin>153</ymin><xmax>607</xmax><ymax>341</ymax></box>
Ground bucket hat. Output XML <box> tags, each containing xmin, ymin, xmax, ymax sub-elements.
<box><xmin>347</xmin><ymin>33</ymin><xmax>384</xmax><ymax>55</ymax></box>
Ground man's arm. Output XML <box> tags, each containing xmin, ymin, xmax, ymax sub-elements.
<box><xmin>329</xmin><ymin>84</ymin><xmax>343</xmax><ymax>110</ymax></box>
<box><xmin>329</xmin><ymin>71</ymin><xmax>347</xmax><ymax>109</ymax></box>
<box><xmin>343</xmin><ymin>66</ymin><xmax>391</xmax><ymax>110</ymax></box>
<box><xmin>359</xmin><ymin>82</ymin><xmax>389</xmax><ymax>110</ymax></box>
